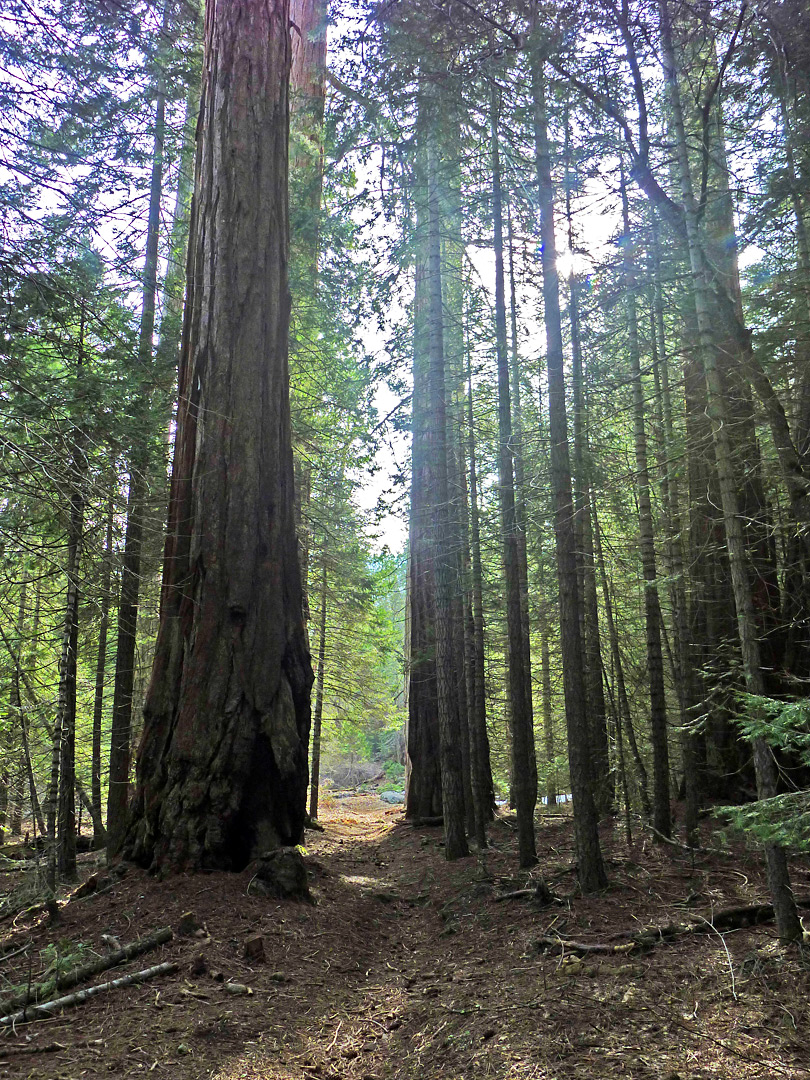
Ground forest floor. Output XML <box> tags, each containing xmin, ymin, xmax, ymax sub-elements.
<box><xmin>1</xmin><ymin>797</ymin><xmax>810</xmax><ymax>1079</ymax></box>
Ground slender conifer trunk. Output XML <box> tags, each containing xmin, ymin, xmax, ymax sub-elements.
<box><xmin>491</xmin><ymin>84</ymin><xmax>536</xmax><ymax>867</ymax></box>
<box><xmin>91</xmin><ymin>483</ymin><xmax>114</xmax><ymax>848</ymax></box>
<box><xmin>660</xmin><ymin>0</ymin><xmax>800</xmax><ymax>940</ymax></box>
<box><xmin>309</xmin><ymin>562</ymin><xmax>327</xmax><ymax>821</ymax></box>
<box><xmin>531</xmin><ymin>49</ymin><xmax>605</xmax><ymax>890</ymax></box>
<box><xmin>620</xmin><ymin>171</ymin><xmax>671</xmax><ymax>837</ymax></box>
<box><xmin>107</xmin><ymin>87</ymin><xmax>166</xmax><ymax>854</ymax></box>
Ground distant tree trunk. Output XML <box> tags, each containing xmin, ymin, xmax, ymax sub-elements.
<box><xmin>20</xmin><ymin>689</ymin><xmax>45</xmax><ymax>839</ymax></box>
<box><xmin>492</xmin><ymin>85</ymin><xmax>536</xmax><ymax>867</ymax></box>
<box><xmin>535</xmin><ymin>379</ymin><xmax>559</xmax><ymax>811</ymax></box>
<box><xmin>465</xmin><ymin>346</ymin><xmax>494</xmax><ymax>841</ymax></box>
<box><xmin>290</xmin><ymin>0</ymin><xmax>328</xmax><ymax>279</ymax></box>
<box><xmin>124</xmin><ymin>0</ymin><xmax>312</xmax><ymax>873</ymax></box>
<box><xmin>540</xmin><ymin>627</ymin><xmax>556</xmax><ymax>807</ymax></box>
<box><xmin>0</xmin><ymin>752</ymin><xmax>11</xmax><ymax>844</ymax></box>
<box><xmin>20</xmin><ymin>570</ymin><xmax>45</xmax><ymax>838</ymax></box>
<box><xmin>9</xmin><ymin>757</ymin><xmax>23</xmax><ymax>836</ymax></box>
<box><xmin>620</xmin><ymin>170</ymin><xmax>671</xmax><ymax>838</ymax></box>
<box><xmin>91</xmin><ymin>482</ymin><xmax>114</xmax><ymax>848</ymax></box>
<box><xmin>156</xmin><ymin>83</ymin><xmax>198</xmax><ymax>389</ymax></box>
<box><xmin>660</xmin><ymin>0</ymin><xmax>801</xmax><ymax>942</ymax></box>
<box><xmin>308</xmin><ymin>562</ymin><xmax>327</xmax><ymax>821</ymax></box>
<box><xmin>604</xmin><ymin>651</ymin><xmax>633</xmax><ymax>846</ymax></box>
<box><xmin>592</xmin><ymin>497</ymin><xmax>651</xmax><ymax>816</ymax></box>
<box><xmin>1</xmin><ymin>580</ymin><xmax>27</xmax><ymax>843</ymax></box>
<box><xmin>107</xmin><ymin>86</ymin><xmax>165</xmax><ymax>855</ymax></box>
<box><xmin>531</xmin><ymin>49</ymin><xmax>606</xmax><ymax>891</ymax></box>
<box><xmin>290</xmin><ymin>0</ymin><xmax>328</xmax><ymax>623</ymax></box>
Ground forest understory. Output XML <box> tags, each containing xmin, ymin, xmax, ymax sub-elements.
<box><xmin>1</xmin><ymin>796</ymin><xmax>809</xmax><ymax>1080</ymax></box>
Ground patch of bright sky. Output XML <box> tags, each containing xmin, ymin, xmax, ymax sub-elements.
<box><xmin>348</xmin><ymin>142</ymin><xmax>624</xmax><ymax>556</ymax></box>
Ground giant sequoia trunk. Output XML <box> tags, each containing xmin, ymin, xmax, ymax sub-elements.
<box><xmin>406</xmin><ymin>114</ymin><xmax>443</xmax><ymax>823</ymax></box>
<box><xmin>426</xmin><ymin>144</ymin><xmax>468</xmax><ymax>860</ymax></box>
<box><xmin>125</xmin><ymin>0</ymin><xmax>312</xmax><ymax>874</ymax></box>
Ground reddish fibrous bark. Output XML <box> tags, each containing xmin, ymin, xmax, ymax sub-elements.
<box><xmin>125</xmin><ymin>0</ymin><xmax>312</xmax><ymax>873</ymax></box>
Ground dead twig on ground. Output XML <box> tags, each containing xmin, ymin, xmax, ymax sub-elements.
<box><xmin>535</xmin><ymin>896</ymin><xmax>810</xmax><ymax>956</ymax></box>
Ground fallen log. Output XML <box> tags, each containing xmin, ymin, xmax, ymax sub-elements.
<box><xmin>534</xmin><ymin>896</ymin><xmax>810</xmax><ymax>957</ymax></box>
<box><xmin>0</xmin><ymin>926</ymin><xmax>172</xmax><ymax>1014</ymax></box>
<box><xmin>0</xmin><ymin>962</ymin><xmax>179</xmax><ymax>1026</ymax></box>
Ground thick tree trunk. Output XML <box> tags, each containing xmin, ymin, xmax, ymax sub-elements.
<box><xmin>620</xmin><ymin>172</ymin><xmax>671</xmax><ymax>838</ymax></box>
<box><xmin>406</xmin><ymin>129</ymin><xmax>442</xmax><ymax>822</ymax></box>
<box><xmin>442</xmin><ymin>146</ymin><xmax>476</xmax><ymax>839</ymax></box>
<box><xmin>124</xmin><ymin>0</ymin><xmax>312</xmax><ymax>874</ymax></box>
<box><xmin>492</xmin><ymin>85</ymin><xmax>536</xmax><ymax>867</ymax></box>
<box><xmin>107</xmin><ymin>88</ymin><xmax>165</xmax><ymax>855</ymax></box>
<box><xmin>660</xmin><ymin>0</ymin><xmax>801</xmax><ymax>942</ymax></box>
<box><xmin>531</xmin><ymin>50</ymin><xmax>606</xmax><ymax>891</ymax></box>
<box><xmin>426</xmin><ymin>143</ymin><xmax>468</xmax><ymax>861</ymax></box>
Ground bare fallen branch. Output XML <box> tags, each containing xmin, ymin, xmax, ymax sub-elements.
<box><xmin>0</xmin><ymin>927</ymin><xmax>172</xmax><ymax>1014</ymax></box>
<box><xmin>644</xmin><ymin>823</ymin><xmax>740</xmax><ymax>857</ymax></box>
<box><xmin>0</xmin><ymin>961</ymin><xmax>179</xmax><ymax>1026</ymax></box>
<box><xmin>536</xmin><ymin>935</ymin><xmax>642</xmax><ymax>956</ymax></box>
<box><xmin>495</xmin><ymin>881</ymin><xmax>561</xmax><ymax>905</ymax></box>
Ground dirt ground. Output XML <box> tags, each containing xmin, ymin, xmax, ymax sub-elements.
<box><xmin>1</xmin><ymin>798</ymin><xmax>810</xmax><ymax>1079</ymax></box>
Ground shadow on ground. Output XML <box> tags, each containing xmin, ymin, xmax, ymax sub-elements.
<box><xmin>1</xmin><ymin>796</ymin><xmax>809</xmax><ymax>1079</ymax></box>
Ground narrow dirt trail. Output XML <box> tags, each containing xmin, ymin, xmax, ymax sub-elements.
<box><xmin>1</xmin><ymin>798</ymin><xmax>809</xmax><ymax>1078</ymax></box>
